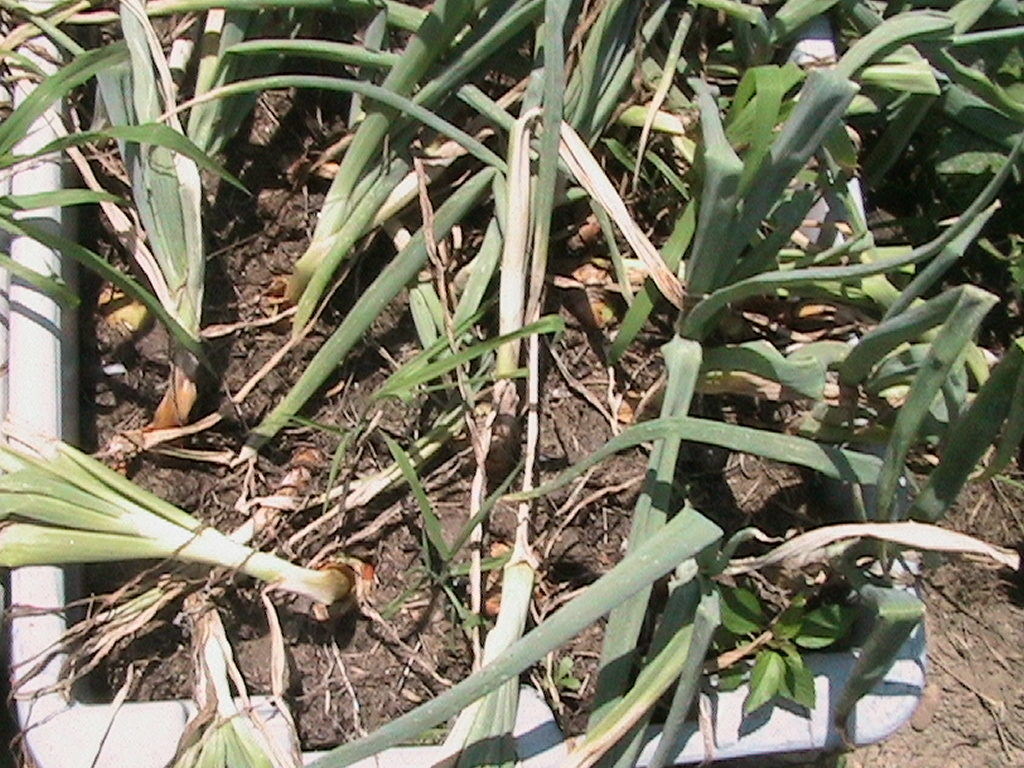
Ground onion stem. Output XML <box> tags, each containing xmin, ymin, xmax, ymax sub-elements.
<box><xmin>0</xmin><ymin>433</ymin><xmax>356</xmax><ymax>608</ymax></box>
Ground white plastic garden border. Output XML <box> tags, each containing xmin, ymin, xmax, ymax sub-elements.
<box><xmin>2</xmin><ymin>13</ymin><xmax>925</xmax><ymax>768</ymax></box>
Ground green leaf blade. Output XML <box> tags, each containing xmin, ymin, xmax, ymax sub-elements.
<box><xmin>745</xmin><ymin>649</ymin><xmax>785</xmax><ymax>714</ymax></box>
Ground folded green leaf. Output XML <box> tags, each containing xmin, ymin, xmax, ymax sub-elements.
<box><xmin>769</xmin><ymin>0</ymin><xmax>840</xmax><ymax>44</ymax></box>
<box><xmin>930</xmin><ymin>48</ymin><xmax>1024</xmax><ymax>123</ymax></box>
<box><xmin>693</xmin><ymin>0</ymin><xmax>766</xmax><ymax>28</ymax></box>
<box><xmin>794</xmin><ymin>603</ymin><xmax>857</xmax><ymax>649</ymax></box>
<box><xmin>745</xmin><ymin>649</ymin><xmax>785</xmax><ymax>714</ymax></box>
<box><xmin>859</xmin><ymin>60</ymin><xmax>940</xmax><ymax>95</ymax></box>
<box><xmin>700</xmin><ymin>341</ymin><xmax>826</xmax><ymax>400</ymax></box>
<box><xmin>779</xmin><ymin>646</ymin><xmax>816</xmax><ymax>709</ymax></box>
<box><xmin>720</xmin><ymin>585</ymin><xmax>767</xmax><ymax>636</ymax></box>
<box><xmin>835</xmin><ymin>11</ymin><xmax>954</xmax><ymax>80</ymax></box>
<box><xmin>686</xmin><ymin>81</ymin><xmax>744</xmax><ymax>297</ymax></box>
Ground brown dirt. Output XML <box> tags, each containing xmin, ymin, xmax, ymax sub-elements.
<box><xmin>850</xmin><ymin>477</ymin><xmax>1024</xmax><ymax>768</ymax></box>
<box><xmin>77</xmin><ymin>91</ymin><xmax>477</xmax><ymax>747</ymax></box>
<box><xmin>76</xmin><ymin>154</ymin><xmax>829</xmax><ymax>750</ymax></box>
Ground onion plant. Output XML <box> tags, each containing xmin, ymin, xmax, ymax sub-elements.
<box><xmin>279</xmin><ymin>0</ymin><xmax>543</xmax><ymax>328</ymax></box>
<box><xmin>186</xmin><ymin>8</ymin><xmax>288</xmax><ymax>157</ymax></box>
<box><xmin>86</xmin><ymin>0</ymin><xmax>208</xmax><ymax>427</ymax></box>
<box><xmin>172</xmin><ymin>599</ymin><xmax>301</xmax><ymax>768</ymax></box>
<box><xmin>1</xmin><ymin>0</ymin><xmax>278</xmax><ymax>430</ymax></box>
<box><xmin>0</xmin><ymin>429</ymin><xmax>356</xmax><ymax>608</ymax></box>
<box><xmin>0</xmin><ymin>41</ymin><xmax>241</xmax><ymax>361</ymax></box>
